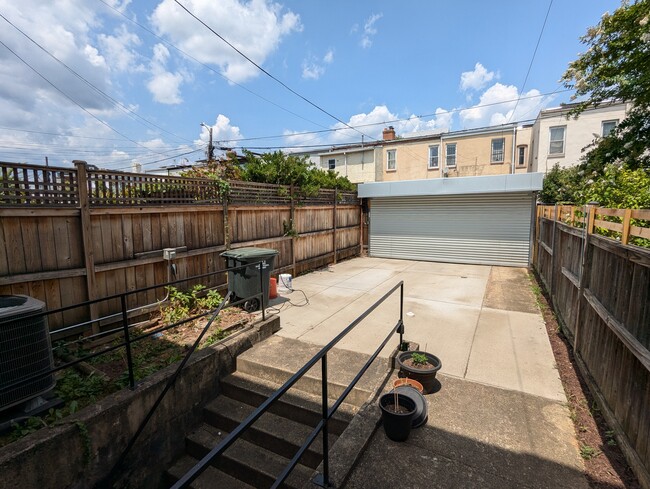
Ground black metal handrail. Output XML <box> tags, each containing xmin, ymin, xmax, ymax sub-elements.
<box><xmin>172</xmin><ymin>280</ymin><xmax>405</xmax><ymax>489</ymax></box>
<box><xmin>0</xmin><ymin>260</ymin><xmax>269</xmax><ymax>402</ymax></box>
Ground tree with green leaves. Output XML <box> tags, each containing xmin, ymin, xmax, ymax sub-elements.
<box><xmin>239</xmin><ymin>150</ymin><xmax>355</xmax><ymax>193</ymax></box>
<box><xmin>561</xmin><ymin>0</ymin><xmax>650</xmax><ymax>171</ymax></box>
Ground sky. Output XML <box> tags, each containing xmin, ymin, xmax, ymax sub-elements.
<box><xmin>0</xmin><ymin>0</ymin><xmax>623</xmax><ymax>172</ymax></box>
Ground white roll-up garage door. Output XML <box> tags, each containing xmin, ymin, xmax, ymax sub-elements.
<box><xmin>369</xmin><ymin>193</ymin><xmax>534</xmax><ymax>267</ymax></box>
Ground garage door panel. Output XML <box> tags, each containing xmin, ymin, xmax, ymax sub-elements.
<box><xmin>369</xmin><ymin>194</ymin><xmax>534</xmax><ymax>267</ymax></box>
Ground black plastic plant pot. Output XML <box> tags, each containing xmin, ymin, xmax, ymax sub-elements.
<box><xmin>379</xmin><ymin>393</ymin><xmax>416</xmax><ymax>442</ymax></box>
<box><xmin>397</xmin><ymin>351</ymin><xmax>442</xmax><ymax>394</ymax></box>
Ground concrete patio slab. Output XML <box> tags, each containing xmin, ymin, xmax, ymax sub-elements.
<box><xmin>346</xmin><ymin>373</ymin><xmax>586</xmax><ymax>489</ymax></box>
<box><xmin>465</xmin><ymin>308</ymin><xmax>565</xmax><ymax>401</ymax></box>
<box><xmin>393</xmin><ymin>270</ymin><xmax>488</xmax><ymax>307</ymax></box>
<box><xmin>262</xmin><ymin>256</ymin><xmax>586</xmax><ymax>488</ymax></box>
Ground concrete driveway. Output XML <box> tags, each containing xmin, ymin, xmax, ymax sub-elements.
<box><xmin>275</xmin><ymin>256</ymin><xmax>564</xmax><ymax>402</ymax></box>
<box><xmin>270</xmin><ymin>256</ymin><xmax>587</xmax><ymax>488</ymax></box>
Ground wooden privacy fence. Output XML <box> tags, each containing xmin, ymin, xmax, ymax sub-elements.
<box><xmin>534</xmin><ymin>204</ymin><xmax>650</xmax><ymax>488</ymax></box>
<box><xmin>0</xmin><ymin>161</ymin><xmax>362</xmax><ymax>337</ymax></box>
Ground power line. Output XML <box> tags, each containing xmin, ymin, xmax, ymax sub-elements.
<box><xmin>0</xmin><ymin>39</ymin><xmax>171</xmax><ymax>158</ymax></box>
<box><xmin>212</xmin><ymin>89</ymin><xmax>570</xmax><ymax>145</ymax></box>
<box><xmin>97</xmin><ymin>0</ymin><xmax>329</xmax><ymax>131</ymax></box>
<box><xmin>508</xmin><ymin>0</ymin><xmax>554</xmax><ymax>123</ymax></box>
<box><xmin>173</xmin><ymin>0</ymin><xmax>375</xmax><ymax>141</ymax></box>
<box><xmin>0</xmin><ymin>13</ymin><xmax>192</xmax><ymax>145</ymax></box>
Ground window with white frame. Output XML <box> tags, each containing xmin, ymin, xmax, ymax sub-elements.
<box><xmin>549</xmin><ymin>126</ymin><xmax>566</xmax><ymax>155</ymax></box>
<box><xmin>602</xmin><ymin>119</ymin><xmax>618</xmax><ymax>137</ymax></box>
<box><xmin>328</xmin><ymin>158</ymin><xmax>335</xmax><ymax>170</ymax></box>
<box><xmin>445</xmin><ymin>143</ymin><xmax>456</xmax><ymax>167</ymax></box>
<box><xmin>386</xmin><ymin>149</ymin><xmax>396</xmax><ymax>171</ymax></box>
<box><xmin>517</xmin><ymin>146</ymin><xmax>527</xmax><ymax>166</ymax></box>
<box><xmin>491</xmin><ymin>138</ymin><xmax>505</xmax><ymax>163</ymax></box>
<box><xmin>428</xmin><ymin>145</ymin><xmax>439</xmax><ymax>169</ymax></box>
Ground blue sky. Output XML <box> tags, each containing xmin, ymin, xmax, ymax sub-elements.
<box><xmin>0</xmin><ymin>0</ymin><xmax>621</xmax><ymax>171</ymax></box>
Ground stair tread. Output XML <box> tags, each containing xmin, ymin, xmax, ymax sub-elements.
<box><xmin>187</xmin><ymin>423</ymin><xmax>314</xmax><ymax>489</ymax></box>
<box><xmin>166</xmin><ymin>454</ymin><xmax>255</xmax><ymax>489</ymax></box>
<box><xmin>222</xmin><ymin>371</ymin><xmax>356</xmax><ymax>429</ymax></box>
<box><xmin>205</xmin><ymin>394</ymin><xmax>337</xmax><ymax>467</ymax></box>
<box><xmin>235</xmin><ymin>336</ymin><xmax>388</xmax><ymax>408</ymax></box>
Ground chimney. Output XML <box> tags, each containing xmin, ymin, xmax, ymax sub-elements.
<box><xmin>382</xmin><ymin>126</ymin><xmax>396</xmax><ymax>141</ymax></box>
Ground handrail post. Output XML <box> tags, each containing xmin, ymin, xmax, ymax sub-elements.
<box><xmin>121</xmin><ymin>294</ymin><xmax>136</xmax><ymax>390</ymax></box>
<box><xmin>259</xmin><ymin>262</ymin><xmax>266</xmax><ymax>321</ymax></box>
<box><xmin>316</xmin><ymin>354</ymin><xmax>330</xmax><ymax>487</ymax></box>
<box><xmin>399</xmin><ymin>282</ymin><xmax>404</xmax><ymax>346</ymax></box>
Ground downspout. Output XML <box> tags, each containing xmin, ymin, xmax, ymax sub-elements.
<box><xmin>511</xmin><ymin>125</ymin><xmax>516</xmax><ymax>174</ymax></box>
<box><xmin>344</xmin><ymin>152</ymin><xmax>348</xmax><ymax>177</ymax></box>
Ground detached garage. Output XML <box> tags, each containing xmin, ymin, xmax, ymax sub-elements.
<box><xmin>358</xmin><ymin>173</ymin><xmax>544</xmax><ymax>267</ymax></box>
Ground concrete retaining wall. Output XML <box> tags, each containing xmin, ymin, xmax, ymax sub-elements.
<box><xmin>0</xmin><ymin>316</ymin><xmax>280</xmax><ymax>489</ymax></box>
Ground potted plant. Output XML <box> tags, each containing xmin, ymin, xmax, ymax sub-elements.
<box><xmin>379</xmin><ymin>391</ymin><xmax>416</xmax><ymax>441</ymax></box>
<box><xmin>397</xmin><ymin>351</ymin><xmax>442</xmax><ymax>394</ymax></box>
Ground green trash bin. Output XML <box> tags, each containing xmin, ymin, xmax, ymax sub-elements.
<box><xmin>221</xmin><ymin>247</ymin><xmax>279</xmax><ymax>312</ymax></box>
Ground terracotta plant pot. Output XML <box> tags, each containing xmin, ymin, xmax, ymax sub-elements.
<box><xmin>392</xmin><ymin>377</ymin><xmax>424</xmax><ymax>394</ymax></box>
<box><xmin>379</xmin><ymin>393</ymin><xmax>416</xmax><ymax>442</ymax></box>
<box><xmin>397</xmin><ymin>351</ymin><xmax>442</xmax><ymax>394</ymax></box>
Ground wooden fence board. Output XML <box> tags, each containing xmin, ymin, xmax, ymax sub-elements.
<box><xmin>535</xmin><ymin>204</ymin><xmax>650</xmax><ymax>485</ymax></box>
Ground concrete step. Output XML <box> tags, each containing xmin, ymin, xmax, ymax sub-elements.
<box><xmin>220</xmin><ymin>371</ymin><xmax>353</xmax><ymax>436</ymax></box>
<box><xmin>235</xmin><ymin>336</ymin><xmax>389</xmax><ymax>408</ymax></box>
<box><xmin>165</xmin><ymin>454</ymin><xmax>254</xmax><ymax>489</ymax></box>
<box><xmin>204</xmin><ymin>394</ymin><xmax>338</xmax><ymax>469</ymax></box>
<box><xmin>186</xmin><ymin>423</ymin><xmax>314</xmax><ymax>489</ymax></box>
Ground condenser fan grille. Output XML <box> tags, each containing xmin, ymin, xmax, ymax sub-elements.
<box><xmin>0</xmin><ymin>295</ymin><xmax>55</xmax><ymax>411</ymax></box>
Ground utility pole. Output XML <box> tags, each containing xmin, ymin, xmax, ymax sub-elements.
<box><xmin>200</xmin><ymin>122</ymin><xmax>214</xmax><ymax>162</ymax></box>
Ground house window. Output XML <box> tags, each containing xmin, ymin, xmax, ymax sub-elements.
<box><xmin>517</xmin><ymin>146</ymin><xmax>527</xmax><ymax>166</ymax></box>
<box><xmin>491</xmin><ymin>138</ymin><xmax>505</xmax><ymax>163</ymax></box>
<box><xmin>328</xmin><ymin>158</ymin><xmax>335</xmax><ymax>170</ymax></box>
<box><xmin>602</xmin><ymin>120</ymin><xmax>618</xmax><ymax>137</ymax></box>
<box><xmin>386</xmin><ymin>149</ymin><xmax>396</xmax><ymax>171</ymax></box>
<box><xmin>549</xmin><ymin>126</ymin><xmax>566</xmax><ymax>155</ymax></box>
<box><xmin>428</xmin><ymin>145</ymin><xmax>439</xmax><ymax>169</ymax></box>
<box><xmin>445</xmin><ymin>143</ymin><xmax>456</xmax><ymax>167</ymax></box>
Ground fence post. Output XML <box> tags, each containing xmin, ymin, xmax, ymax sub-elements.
<box><xmin>622</xmin><ymin>208</ymin><xmax>632</xmax><ymax>245</ymax></box>
<box><xmin>291</xmin><ymin>184</ymin><xmax>296</xmax><ymax>277</ymax></box>
<box><xmin>223</xmin><ymin>197</ymin><xmax>230</xmax><ymax>250</ymax></box>
<box><xmin>332</xmin><ymin>188</ymin><xmax>338</xmax><ymax>264</ymax></box>
<box><xmin>549</xmin><ymin>204</ymin><xmax>558</xmax><ymax>299</ymax></box>
<box><xmin>574</xmin><ymin>202</ymin><xmax>597</xmax><ymax>352</ymax></box>
<box><xmin>359</xmin><ymin>198</ymin><xmax>364</xmax><ymax>257</ymax></box>
<box><xmin>73</xmin><ymin>160</ymin><xmax>99</xmax><ymax>334</ymax></box>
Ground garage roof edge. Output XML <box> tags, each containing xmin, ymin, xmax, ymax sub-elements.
<box><xmin>358</xmin><ymin>173</ymin><xmax>544</xmax><ymax>198</ymax></box>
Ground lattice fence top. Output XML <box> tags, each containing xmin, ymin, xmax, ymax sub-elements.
<box><xmin>0</xmin><ymin>162</ymin><xmax>358</xmax><ymax>208</ymax></box>
<box><xmin>87</xmin><ymin>169</ymin><xmax>224</xmax><ymax>206</ymax></box>
<box><xmin>0</xmin><ymin>161</ymin><xmax>78</xmax><ymax>207</ymax></box>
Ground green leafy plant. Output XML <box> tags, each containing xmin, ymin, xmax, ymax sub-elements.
<box><xmin>411</xmin><ymin>352</ymin><xmax>429</xmax><ymax>366</ymax></box>
<box><xmin>202</xmin><ymin>328</ymin><xmax>228</xmax><ymax>348</ymax></box>
<box><xmin>579</xmin><ymin>444</ymin><xmax>599</xmax><ymax>460</ymax></box>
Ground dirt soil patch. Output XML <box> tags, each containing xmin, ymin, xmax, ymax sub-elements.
<box><xmin>531</xmin><ymin>272</ymin><xmax>640</xmax><ymax>489</ymax></box>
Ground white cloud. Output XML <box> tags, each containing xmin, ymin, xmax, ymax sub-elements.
<box><xmin>301</xmin><ymin>49</ymin><xmax>334</xmax><ymax>80</ymax></box>
<box><xmin>147</xmin><ymin>43</ymin><xmax>184</xmax><ymax>104</ymax></box>
<box><xmin>151</xmin><ymin>0</ymin><xmax>301</xmax><ymax>83</ymax></box>
<box><xmin>359</xmin><ymin>13</ymin><xmax>382</xmax><ymax>49</ymax></box>
<box><xmin>97</xmin><ymin>24</ymin><xmax>144</xmax><ymax>73</ymax></box>
<box><xmin>460</xmin><ymin>62</ymin><xmax>496</xmax><ymax>91</ymax></box>
<box><xmin>325</xmin><ymin>105</ymin><xmax>452</xmax><ymax>144</ymax></box>
<box><xmin>196</xmin><ymin>115</ymin><xmax>244</xmax><ymax>148</ymax></box>
<box><xmin>459</xmin><ymin>82</ymin><xmax>553</xmax><ymax>128</ymax></box>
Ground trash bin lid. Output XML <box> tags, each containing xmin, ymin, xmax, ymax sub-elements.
<box><xmin>220</xmin><ymin>247</ymin><xmax>279</xmax><ymax>260</ymax></box>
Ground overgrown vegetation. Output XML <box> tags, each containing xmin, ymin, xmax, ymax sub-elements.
<box><xmin>561</xmin><ymin>0</ymin><xmax>650</xmax><ymax>172</ymax></box>
<box><xmin>541</xmin><ymin>1</ymin><xmax>650</xmax><ymax>247</ymax></box>
<box><xmin>2</xmin><ymin>285</ymin><xmax>239</xmax><ymax>447</ymax></box>
<box><xmin>182</xmin><ymin>150</ymin><xmax>355</xmax><ymax>197</ymax></box>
